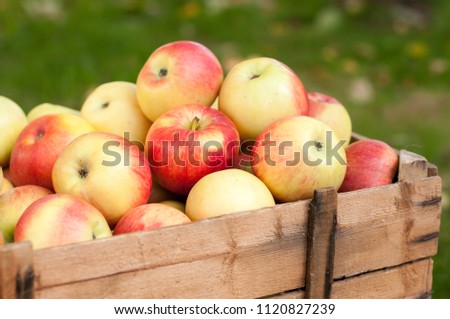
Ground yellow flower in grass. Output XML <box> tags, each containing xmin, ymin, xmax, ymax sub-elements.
<box><xmin>406</xmin><ymin>41</ymin><xmax>428</xmax><ymax>59</ymax></box>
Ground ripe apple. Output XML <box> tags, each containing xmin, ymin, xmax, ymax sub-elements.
<box><xmin>14</xmin><ymin>193</ymin><xmax>112</xmax><ymax>249</ymax></box>
<box><xmin>339</xmin><ymin>139</ymin><xmax>399</xmax><ymax>192</ymax></box>
<box><xmin>0</xmin><ymin>166</ymin><xmax>3</xmax><ymax>191</ymax></box>
<box><xmin>27</xmin><ymin>102</ymin><xmax>81</xmax><ymax>122</ymax></box>
<box><xmin>0</xmin><ymin>185</ymin><xmax>53</xmax><ymax>243</ymax></box>
<box><xmin>0</xmin><ymin>177</ymin><xmax>14</xmax><ymax>195</ymax></box>
<box><xmin>308</xmin><ymin>92</ymin><xmax>352</xmax><ymax>148</ymax></box>
<box><xmin>252</xmin><ymin>115</ymin><xmax>347</xmax><ymax>202</ymax></box>
<box><xmin>136</xmin><ymin>40</ymin><xmax>223</xmax><ymax>122</ymax></box>
<box><xmin>114</xmin><ymin>203</ymin><xmax>191</xmax><ymax>235</ymax></box>
<box><xmin>145</xmin><ymin>104</ymin><xmax>240</xmax><ymax>196</ymax></box>
<box><xmin>52</xmin><ymin>131</ymin><xmax>152</xmax><ymax>226</ymax></box>
<box><xmin>9</xmin><ymin>113</ymin><xmax>95</xmax><ymax>190</ymax></box>
<box><xmin>0</xmin><ymin>96</ymin><xmax>28</xmax><ymax>166</ymax></box>
<box><xmin>0</xmin><ymin>231</ymin><xmax>4</xmax><ymax>247</ymax></box>
<box><xmin>81</xmin><ymin>81</ymin><xmax>152</xmax><ymax>149</ymax></box>
<box><xmin>218</xmin><ymin>57</ymin><xmax>309</xmax><ymax>141</ymax></box>
<box><xmin>185</xmin><ymin>168</ymin><xmax>275</xmax><ymax>221</ymax></box>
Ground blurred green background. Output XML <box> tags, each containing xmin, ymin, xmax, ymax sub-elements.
<box><xmin>1</xmin><ymin>0</ymin><xmax>448</xmax><ymax>297</ymax></box>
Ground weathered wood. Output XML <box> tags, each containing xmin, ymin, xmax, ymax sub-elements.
<box><xmin>0</xmin><ymin>242</ymin><xmax>33</xmax><ymax>299</ymax></box>
<box><xmin>334</xmin><ymin>176</ymin><xmax>441</xmax><ymax>278</ymax></box>
<box><xmin>305</xmin><ymin>187</ymin><xmax>337</xmax><ymax>299</ymax></box>
<box><xmin>427</xmin><ymin>163</ymin><xmax>438</xmax><ymax>177</ymax></box>
<box><xmin>33</xmin><ymin>200</ymin><xmax>310</xmax><ymax>298</ymax></box>
<box><xmin>271</xmin><ymin>259</ymin><xmax>432</xmax><ymax>299</ymax></box>
<box><xmin>398</xmin><ymin>150</ymin><xmax>429</xmax><ymax>182</ymax></box>
<box><xmin>331</xmin><ymin>258</ymin><xmax>433</xmax><ymax>299</ymax></box>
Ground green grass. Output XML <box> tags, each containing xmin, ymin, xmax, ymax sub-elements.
<box><xmin>1</xmin><ymin>0</ymin><xmax>449</xmax><ymax>298</ymax></box>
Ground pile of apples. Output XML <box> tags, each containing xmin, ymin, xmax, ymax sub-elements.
<box><xmin>0</xmin><ymin>40</ymin><xmax>399</xmax><ymax>250</ymax></box>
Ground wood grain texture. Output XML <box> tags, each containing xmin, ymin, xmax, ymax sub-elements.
<box><xmin>0</xmin><ymin>242</ymin><xmax>33</xmax><ymax>298</ymax></box>
<box><xmin>305</xmin><ymin>187</ymin><xmax>337</xmax><ymax>299</ymax></box>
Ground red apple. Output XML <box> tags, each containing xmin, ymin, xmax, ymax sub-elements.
<box><xmin>9</xmin><ymin>113</ymin><xmax>94</xmax><ymax>190</ymax></box>
<box><xmin>114</xmin><ymin>203</ymin><xmax>191</xmax><ymax>235</ymax></box>
<box><xmin>218</xmin><ymin>57</ymin><xmax>309</xmax><ymax>140</ymax></box>
<box><xmin>308</xmin><ymin>92</ymin><xmax>352</xmax><ymax>148</ymax></box>
<box><xmin>0</xmin><ymin>185</ymin><xmax>52</xmax><ymax>243</ymax></box>
<box><xmin>145</xmin><ymin>104</ymin><xmax>240</xmax><ymax>196</ymax></box>
<box><xmin>339</xmin><ymin>139</ymin><xmax>398</xmax><ymax>192</ymax></box>
<box><xmin>136</xmin><ymin>40</ymin><xmax>223</xmax><ymax>122</ymax></box>
<box><xmin>252</xmin><ymin>115</ymin><xmax>347</xmax><ymax>202</ymax></box>
<box><xmin>52</xmin><ymin>131</ymin><xmax>152</xmax><ymax>226</ymax></box>
<box><xmin>14</xmin><ymin>193</ymin><xmax>112</xmax><ymax>249</ymax></box>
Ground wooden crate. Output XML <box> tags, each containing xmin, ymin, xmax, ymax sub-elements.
<box><xmin>0</xmin><ymin>135</ymin><xmax>442</xmax><ymax>299</ymax></box>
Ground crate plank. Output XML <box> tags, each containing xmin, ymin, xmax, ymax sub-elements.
<box><xmin>0</xmin><ymin>242</ymin><xmax>33</xmax><ymax>298</ymax></box>
<box><xmin>32</xmin><ymin>200</ymin><xmax>309</xmax><ymax>298</ymax></box>
<box><xmin>334</xmin><ymin>176</ymin><xmax>441</xmax><ymax>278</ymax></box>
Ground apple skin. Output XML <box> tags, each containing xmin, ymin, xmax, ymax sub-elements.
<box><xmin>52</xmin><ymin>131</ymin><xmax>152</xmax><ymax>226</ymax></box>
<box><xmin>308</xmin><ymin>92</ymin><xmax>352</xmax><ymax>148</ymax></box>
<box><xmin>136</xmin><ymin>40</ymin><xmax>223</xmax><ymax>122</ymax></box>
<box><xmin>81</xmin><ymin>81</ymin><xmax>152</xmax><ymax>149</ymax></box>
<box><xmin>185</xmin><ymin>168</ymin><xmax>275</xmax><ymax>221</ymax></box>
<box><xmin>159</xmin><ymin>200</ymin><xmax>186</xmax><ymax>213</ymax></box>
<box><xmin>0</xmin><ymin>166</ymin><xmax>3</xmax><ymax>191</ymax></box>
<box><xmin>145</xmin><ymin>104</ymin><xmax>240</xmax><ymax>196</ymax></box>
<box><xmin>9</xmin><ymin>113</ymin><xmax>95</xmax><ymax>191</ymax></box>
<box><xmin>27</xmin><ymin>102</ymin><xmax>81</xmax><ymax>122</ymax></box>
<box><xmin>252</xmin><ymin>115</ymin><xmax>347</xmax><ymax>202</ymax></box>
<box><xmin>338</xmin><ymin>139</ymin><xmax>399</xmax><ymax>192</ymax></box>
<box><xmin>0</xmin><ymin>185</ymin><xmax>53</xmax><ymax>243</ymax></box>
<box><xmin>218</xmin><ymin>57</ymin><xmax>309</xmax><ymax>141</ymax></box>
<box><xmin>114</xmin><ymin>203</ymin><xmax>191</xmax><ymax>235</ymax></box>
<box><xmin>14</xmin><ymin>193</ymin><xmax>112</xmax><ymax>249</ymax></box>
<box><xmin>0</xmin><ymin>96</ymin><xmax>28</xmax><ymax>166</ymax></box>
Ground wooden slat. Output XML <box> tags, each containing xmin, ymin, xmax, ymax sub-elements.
<box><xmin>272</xmin><ymin>259</ymin><xmax>433</xmax><ymax>299</ymax></box>
<box><xmin>0</xmin><ymin>242</ymin><xmax>33</xmax><ymax>298</ymax></box>
<box><xmin>305</xmin><ymin>187</ymin><xmax>337</xmax><ymax>299</ymax></box>
<box><xmin>334</xmin><ymin>176</ymin><xmax>441</xmax><ymax>278</ymax></box>
<box><xmin>32</xmin><ymin>200</ymin><xmax>310</xmax><ymax>298</ymax></box>
<box><xmin>331</xmin><ymin>258</ymin><xmax>433</xmax><ymax>299</ymax></box>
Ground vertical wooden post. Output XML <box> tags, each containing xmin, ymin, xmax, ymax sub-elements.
<box><xmin>0</xmin><ymin>242</ymin><xmax>34</xmax><ymax>299</ymax></box>
<box><xmin>305</xmin><ymin>187</ymin><xmax>337</xmax><ymax>299</ymax></box>
<box><xmin>398</xmin><ymin>150</ymin><xmax>429</xmax><ymax>182</ymax></box>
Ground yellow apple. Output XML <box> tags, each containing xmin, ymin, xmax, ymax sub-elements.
<box><xmin>0</xmin><ymin>166</ymin><xmax>3</xmax><ymax>191</ymax></box>
<box><xmin>0</xmin><ymin>177</ymin><xmax>14</xmax><ymax>195</ymax></box>
<box><xmin>0</xmin><ymin>96</ymin><xmax>28</xmax><ymax>166</ymax></box>
<box><xmin>185</xmin><ymin>168</ymin><xmax>275</xmax><ymax>221</ymax></box>
<box><xmin>218</xmin><ymin>57</ymin><xmax>309</xmax><ymax>141</ymax></box>
<box><xmin>159</xmin><ymin>200</ymin><xmax>186</xmax><ymax>213</ymax></box>
<box><xmin>27</xmin><ymin>102</ymin><xmax>81</xmax><ymax>122</ymax></box>
<box><xmin>81</xmin><ymin>81</ymin><xmax>152</xmax><ymax>148</ymax></box>
<box><xmin>52</xmin><ymin>131</ymin><xmax>152</xmax><ymax>226</ymax></box>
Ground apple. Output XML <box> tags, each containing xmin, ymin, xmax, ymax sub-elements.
<box><xmin>0</xmin><ymin>166</ymin><xmax>3</xmax><ymax>191</ymax></box>
<box><xmin>185</xmin><ymin>168</ymin><xmax>275</xmax><ymax>221</ymax></box>
<box><xmin>114</xmin><ymin>203</ymin><xmax>191</xmax><ymax>235</ymax></box>
<box><xmin>14</xmin><ymin>193</ymin><xmax>112</xmax><ymax>249</ymax></box>
<box><xmin>145</xmin><ymin>104</ymin><xmax>240</xmax><ymax>196</ymax></box>
<box><xmin>0</xmin><ymin>96</ymin><xmax>28</xmax><ymax>166</ymax></box>
<box><xmin>218</xmin><ymin>57</ymin><xmax>309</xmax><ymax>141</ymax></box>
<box><xmin>9</xmin><ymin>113</ymin><xmax>95</xmax><ymax>190</ymax></box>
<box><xmin>339</xmin><ymin>139</ymin><xmax>399</xmax><ymax>192</ymax></box>
<box><xmin>0</xmin><ymin>231</ymin><xmax>4</xmax><ymax>247</ymax></box>
<box><xmin>81</xmin><ymin>81</ymin><xmax>152</xmax><ymax>149</ymax></box>
<box><xmin>136</xmin><ymin>40</ymin><xmax>223</xmax><ymax>122</ymax></box>
<box><xmin>27</xmin><ymin>102</ymin><xmax>81</xmax><ymax>122</ymax></box>
<box><xmin>308</xmin><ymin>92</ymin><xmax>352</xmax><ymax>148</ymax></box>
<box><xmin>0</xmin><ymin>185</ymin><xmax>53</xmax><ymax>243</ymax></box>
<box><xmin>159</xmin><ymin>200</ymin><xmax>186</xmax><ymax>213</ymax></box>
<box><xmin>252</xmin><ymin>115</ymin><xmax>347</xmax><ymax>202</ymax></box>
<box><xmin>0</xmin><ymin>177</ymin><xmax>14</xmax><ymax>195</ymax></box>
<box><xmin>52</xmin><ymin>131</ymin><xmax>152</xmax><ymax>226</ymax></box>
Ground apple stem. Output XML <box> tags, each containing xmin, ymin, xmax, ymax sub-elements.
<box><xmin>190</xmin><ymin>116</ymin><xmax>201</xmax><ymax>131</ymax></box>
